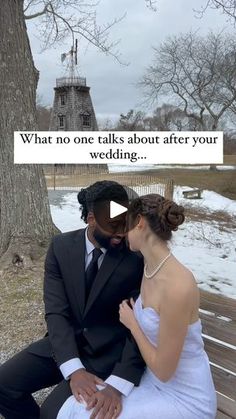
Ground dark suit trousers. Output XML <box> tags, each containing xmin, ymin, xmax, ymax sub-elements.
<box><xmin>0</xmin><ymin>346</ymin><xmax>63</xmax><ymax>419</ymax></box>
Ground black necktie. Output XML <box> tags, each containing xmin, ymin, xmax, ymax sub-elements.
<box><xmin>85</xmin><ymin>248</ymin><xmax>103</xmax><ymax>299</ymax></box>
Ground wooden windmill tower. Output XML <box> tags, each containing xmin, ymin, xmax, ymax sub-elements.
<box><xmin>50</xmin><ymin>40</ymin><xmax>98</xmax><ymax>131</ymax></box>
<box><xmin>49</xmin><ymin>40</ymin><xmax>107</xmax><ymax>175</ymax></box>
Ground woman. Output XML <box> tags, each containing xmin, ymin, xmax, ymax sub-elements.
<box><xmin>57</xmin><ymin>194</ymin><xmax>217</xmax><ymax>419</ymax></box>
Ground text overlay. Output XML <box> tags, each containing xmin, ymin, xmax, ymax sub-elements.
<box><xmin>14</xmin><ymin>131</ymin><xmax>223</xmax><ymax>164</ymax></box>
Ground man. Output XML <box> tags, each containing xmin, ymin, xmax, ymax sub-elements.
<box><xmin>0</xmin><ymin>180</ymin><xmax>144</xmax><ymax>419</ymax></box>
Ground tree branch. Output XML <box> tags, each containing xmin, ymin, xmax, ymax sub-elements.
<box><xmin>23</xmin><ymin>0</ymin><xmax>127</xmax><ymax>63</ymax></box>
<box><xmin>141</xmin><ymin>30</ymin><xmax>236</xmax><ymax>130</ymax></box>
<box><xmin>195</xmin><ymin>0</ymin><xmax>236</xmax><ymax>24</ymax></box>
<box><xmin>24</xmin><ymin>5</ymin><xmax>48</xmax><ymax>19</ymax></box>
<box><xmin>145</xmin><ymin>0</ymin><xmax>158</xmax><ymax>11</ymax></box>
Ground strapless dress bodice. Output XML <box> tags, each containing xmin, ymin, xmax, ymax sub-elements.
<box><xmin>134</xmin><ymin>295</ymin><xmax>206</xmax><ymax>359</ymax></box>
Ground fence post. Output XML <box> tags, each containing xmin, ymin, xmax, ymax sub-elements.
<box><xmin>53</xmin><ymin>164</ymin><xmax>56</xmax><ymax>190</ymax></box>
<box><xmin>164</xmin><ymin>179</ymin><xmax>174</xmax><ymax>200</ymax></box>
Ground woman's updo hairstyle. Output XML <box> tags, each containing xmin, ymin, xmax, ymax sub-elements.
<box><xmin>128</xmin><ymin>194</ymin><xmax>185</xmax><ymax>241</ymax></box>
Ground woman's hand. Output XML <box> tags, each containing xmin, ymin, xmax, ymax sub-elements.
<box><xmin>119</xmin><ymin>298</ymin><xmax>139</xmax><ymax>332</ymax></box>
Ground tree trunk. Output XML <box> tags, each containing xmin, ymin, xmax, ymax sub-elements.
<box><xmin>0</xmin><ymin>0</ymin><xmax>57</xmax><ymax>270</ymax></box>
<box><xmin>209</xmin><ymin>120</ymin><xmax>218</xmax><ymax>171</ymax></box>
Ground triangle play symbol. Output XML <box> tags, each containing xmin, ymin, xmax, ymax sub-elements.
<box><xmin>110</xmin><ymin>201</ymin><xmax>128</xmax><ymax>219</ymax></box>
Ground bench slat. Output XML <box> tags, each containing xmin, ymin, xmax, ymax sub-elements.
<box><xmin>200</xmin><ymin>291</ymin><xmax>236</xmax><ymax>320</ymax></box>
<box><xmin>216</xmin><ymin>411</ymin><xmax>233</xmax><ymax>419</ymax></box>
<box><xmin>211</xmin><ymin>365</ymin><xmax>236</xmax><ymax>401</ymax></box>
<box><xmin>200</xmin><ymin>313</ymin><xmax>236</xmax><ymax>346</ymax></box>
<box><xmin>204</xmin><ymin>339</ymin><xmax>236</xmax><ymax>374</ymax></box>
<box><xmin>217</xmin><ymin>393</ymin><xmax>236</xmax><ymax>419</ymax></box>
<box><xmin>200</xmin><ymin>291</ymin><xmax>236</xmax><ymax>417</ymax></box>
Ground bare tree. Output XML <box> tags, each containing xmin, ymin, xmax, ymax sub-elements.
<box><xmin>24</xmin><ymin>0</ymin><xmax>125</xmax><ymax>61</ymax></box>
<box><xmin>97</xmin><ymin>117</ymin><xmax>115</xmax><ymax>131</ymax></box>
<box><xmin>36</xmin><ymin>105</ymin><xmax>52</xmax><ymax>130</ymax></box>
<box><xmin>197</xmin><ymin>0</ymin><xmax>236</xmax><ymax>24</ymax></box>
<box><xmin>0</xmin><ymin>0</ymin><xmax>150</xmax><ymax>270</ymax></box>
<box><xmin>116</xmin><ymin>109</ymin><xmax>146</xmax><ymax>131</ymax></box>
<box><xmin>145</xmin><ymin>0</ymin><xmax>158</xmax><ymax>11</ymax></box>
<box><xmin>224</xmin><ymin>132</ymin><xmax>236</xmax><ymax>154</ymax></box>
<box><xmin>141</xmin><ymin>31</ymin><xmax>236</xmax><ymax>132</ymax></box>
<box><xmin>147</xmin><ymin>104</ymin><xmax>189</xmax><ymax>131</ymax></box>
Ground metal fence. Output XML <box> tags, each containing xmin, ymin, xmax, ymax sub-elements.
<box><xmin>44</xmin><ymin>165</ymin><xmax>174</xmax><ymax>199</ymax></box>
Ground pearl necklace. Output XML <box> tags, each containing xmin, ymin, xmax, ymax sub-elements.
<box><xmin>144</xmin><ymin>252</ymin><xmax>171</xmax><ymax>279</ymax></box>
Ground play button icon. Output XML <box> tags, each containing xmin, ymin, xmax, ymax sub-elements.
<box><xmin>92</xmin><ymin>182</ymin><xmax>139</xmax><ymax>234</ymax></box>
<box><xmin>110</xmin><ymin>201</ymin><xmax>128</xmax><ymax>219</ymax></box>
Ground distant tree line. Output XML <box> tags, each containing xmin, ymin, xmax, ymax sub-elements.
<box><xmin>37</xmin><ymin>104</ymin><xmax>236</xmax><ymax>155</ymax></box>
<box><xmin>98</xmin><ymin>107</ymin><xmax>236</xmax><ymax>155</ymax></box>
<box><xmin>36</xmin><ymin>105</ymin><xmax>51</xmax><ymax>130</ymax></box>
<box><xmin>224</xmin><ymin>132</ymin><xmax>236</xmax><ymax>154</ymax></box>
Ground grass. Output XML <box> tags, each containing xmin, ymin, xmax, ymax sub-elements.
<box><xmin>45</xmin><ymin>167</ymin><xmax>236</xmax><ymax>200</ymax></box>
<box><xmin>0</xmin><ymin>267</ymin><xmax>45</xmax><ymax>360</ymax></box>
<box><xmin>224</xmin><ymin>155</ymin><xmax>236</xmax><ymax>165</ymax></box>
<box><xmin>150</xmin><ymin>168</ymin><xmax>236</xmax><ymax>200</ymax></box>
<box><xmin>0</xmin><ymin>266</ymin><xmax>54</xmax><ymax>408</ymax></box>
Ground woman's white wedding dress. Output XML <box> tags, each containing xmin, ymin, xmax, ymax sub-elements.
<box><xmin>57</xmin><ymin>295</ymin><xmax>217</xmax><ymax>419</ymax></box>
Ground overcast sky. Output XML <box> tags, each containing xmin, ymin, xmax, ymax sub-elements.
<box><xmin>27</xmin><ymin>0</ymin><xmax>232</xmax><ymax>122</ymax></box>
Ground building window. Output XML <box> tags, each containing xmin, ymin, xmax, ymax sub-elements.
<box><xmin>82</xmin><ymin>113</ymin><xmax>91</xmax><ymax>127</ymax></box>
<box><xmin>58</xmin><ymin>115</ymin><xmax>65</xmax><ymax>128</ymax></box>
<box><xmin>60</xmin><ymin>94</ymin><xmax>66</xmax><ymax>106</ymax></box>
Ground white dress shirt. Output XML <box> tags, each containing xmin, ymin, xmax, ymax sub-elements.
<box><xmin>59</xmin><ymin>228</ymin><xmax>134</xmax><ymax>396</ymax></box>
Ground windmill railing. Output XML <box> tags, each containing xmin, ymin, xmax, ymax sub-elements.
<box><xmin>56</xmin><ymin>77</ymin><xmax>86</xmax><ymax>87</ymax></box>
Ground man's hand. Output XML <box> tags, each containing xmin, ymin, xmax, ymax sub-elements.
<box><xmin>70</xmin><ymin>369</ymin><xmax>104</xmax><ymax>403</ymax></box>
<box><xmin>86</xmin><ymin>385</ymin><xmax>122</xmax><ymax>419</ymax></box>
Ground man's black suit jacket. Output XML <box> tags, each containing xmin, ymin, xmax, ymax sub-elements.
<box><xmin>28</xmin><ymin>228</ymin><xmax>145</xmax><ymax>385</ymax></box>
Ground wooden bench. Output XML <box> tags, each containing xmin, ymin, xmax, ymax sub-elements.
<box><xmin>183</xmin><ymin>189</ymin><xmax>203</xmax><ymax>199</ymax></box>
<box><xmin>200</xmin><ymin>290</ymin><xmax>236</xmax><ymax>418</ymax></box>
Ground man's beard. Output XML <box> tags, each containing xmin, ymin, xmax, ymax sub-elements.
<box><xmin>93</xmin><ymin>227</ymin><xmax>124</xmax><ymax>250</ymax></box>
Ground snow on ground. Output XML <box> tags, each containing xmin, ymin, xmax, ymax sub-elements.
<box><xmin>108</xmin><ymin>164</ymin><xmax>236</xmax><ymax>172</ymax></box>
<box><xmin>49</xmin><ymin>186</ymin><xmax>236</xmax><ymax>299</ymax></box>
<box><xmin>132</xmin><ymin>184</ymin><xmax>236</xmax><ymax>215</ymax></box>
<box><xmin>176</xmin><ymin>187</ymin><xmax>236</xmax><ymax>215</ymax></box>
<box><xmin>171</xmin><ymin>221</ymin><xmax>235</xmax><ymax>298</ymax></box>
